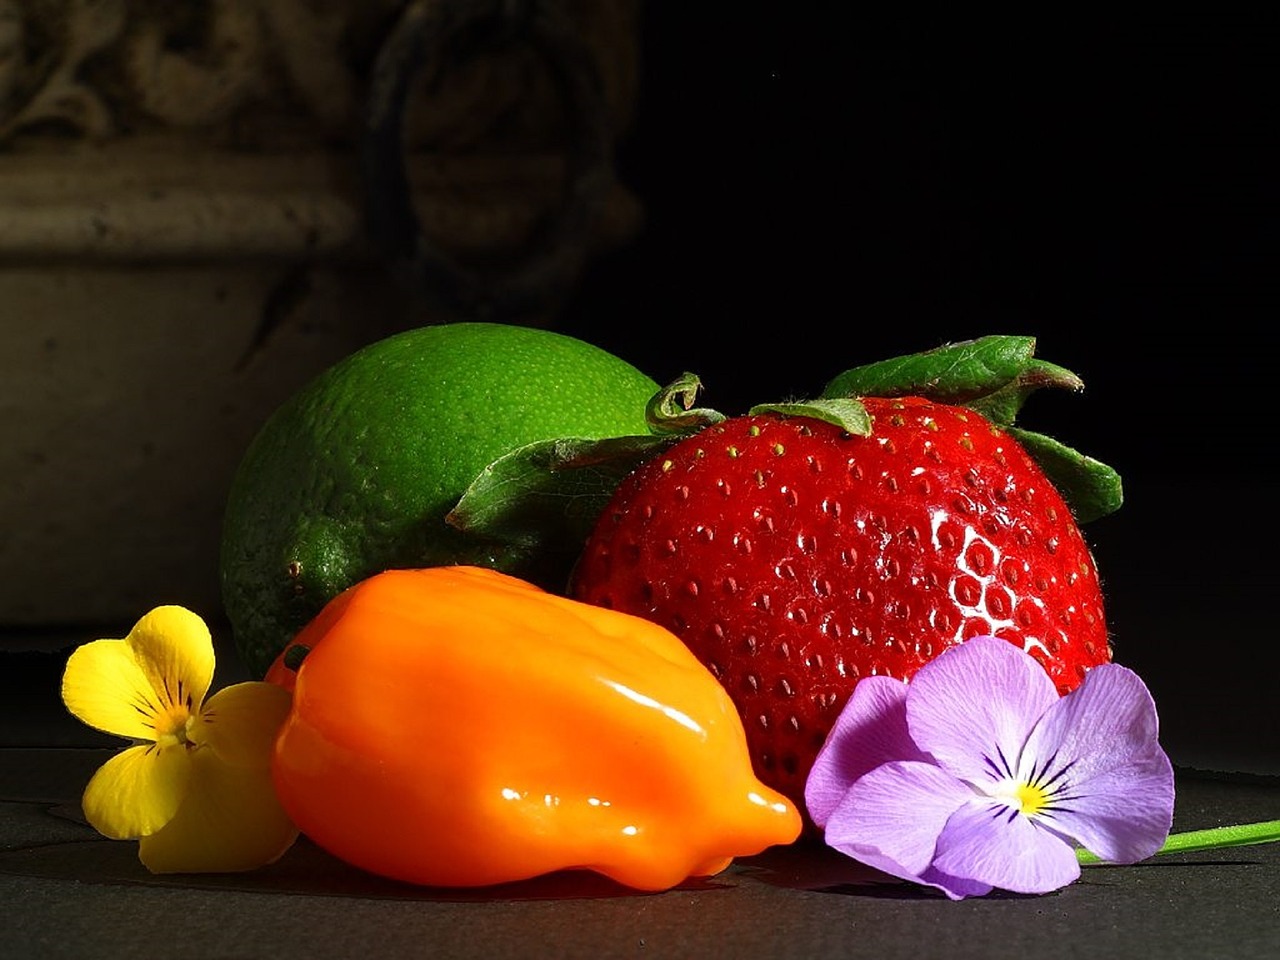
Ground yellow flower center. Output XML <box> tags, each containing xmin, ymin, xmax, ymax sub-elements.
<box><xmin>991</xmin><ymin>777</ymin><xmax>1051</xmax><ymax>818</ymax></box>
<box><xmin>1013</xmin><ymin>781</ymin><xmax>1049</xmax><ymax>817</ymax></box>
<box><xmin>153</xmin><ymin>703</ymin><xmax>198</xmax><ymax>748</ymax></box>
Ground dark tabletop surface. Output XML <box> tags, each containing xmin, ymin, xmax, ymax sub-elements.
<box><xmin>3</xmin><ymin>636</ymin><xmax>1279</xmax><ymax>960</ymax></box>
<box><xmin>3</xmin><ymin>747</ymin><xmax>1278</xmax><ymax>960</ymax></box>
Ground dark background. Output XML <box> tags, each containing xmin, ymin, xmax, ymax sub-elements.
<box><xmin>558</xmin><ymin>10</ymin><xmax>1280</xmax><ymax>775</ymax></box>
<box><xmin>3</xmin><ymin>11</ymin><xmax>1274</xmax><ymax>778</ymax></box>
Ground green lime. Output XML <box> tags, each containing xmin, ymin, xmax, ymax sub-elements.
<box><xmin>220</xmin><ymin>322</ymin><xmax>660</xmax><ymax>677</ymax></box>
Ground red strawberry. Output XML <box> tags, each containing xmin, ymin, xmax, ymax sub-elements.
<box><xmin>567</xmin><ymin>338</ymin><xmax>1121</xmax><ymax>818</ymax></box>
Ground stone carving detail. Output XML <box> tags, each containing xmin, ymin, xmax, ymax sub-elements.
<box><xmin>0</xmin><ymin>0</ymin><xmax>638</xmax><ymax>149</ymax></box>
<box><xmin>0</xmin><ymin>1</ymin><xmax>643</xmax><ymax>319</ymax></box>
<box><xmin>0</xmin><ymin>0</ymin><xmax>126</xmax><ymax>140</ymax></box>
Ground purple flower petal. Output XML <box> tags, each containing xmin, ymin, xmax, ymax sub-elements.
<box><xmin>906</xmin><ymin>636</ymin><xmax>1059</xmax><ymax>787</ymax></box>
<box><xmin>1023</xmin><ymin>663</ymin><xmax>1162</xmax><ymax>781</ymax></box>
<box><xmin>932</xmin><ymin>799</ymin><xmax>1081</xmax><ymax>895</ymax></box>
<box><xmin>824</xmin><ymin>760</ymin><xmax>975</xmax><ymax>885</ymax></box>
<box><xmin>805</xmin><ymin>675</ymin><xmax>928</xmax><ymax>828</ymax></box>
<box><xmin>1041</xmin><ymin>759</ymin><xmax>1175</xmax><ymax>862</ymax></box>
<box><xmin>1021</xmin><ymin>664</ymin><xmax>1175</xmax><ymax>862</ymax></box>
<box><xmin>918</xmin><ymin>865</ymin><xmax>995</xmax><ymax>901</ymax></box>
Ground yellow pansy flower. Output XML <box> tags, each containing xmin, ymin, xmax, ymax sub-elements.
<box><xmin>60</xmin><ymin>606</ymin><xmax>298</xmax><ymax>873</ymax></box>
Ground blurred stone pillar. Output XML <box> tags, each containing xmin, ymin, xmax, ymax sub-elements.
<box><xmin>0</xmin><ymin>0</ymin><xmax>642</xmax><ymax>628</ymax></box>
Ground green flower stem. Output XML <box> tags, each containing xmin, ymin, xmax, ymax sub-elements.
<box><xmin>1077</xmin><ymin>820</ymin><xmax>1280</xmax><ymax>865</ymax></box>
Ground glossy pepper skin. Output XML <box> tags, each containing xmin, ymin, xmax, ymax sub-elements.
<box><xmin>268</xmin><ymin>565</ymin><xmax>801</xmax><ymax>891</ymax></box>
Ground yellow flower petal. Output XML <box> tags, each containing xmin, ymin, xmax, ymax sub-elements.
<box><xmin>62</xmin><ymin>639</ymin><xmax>164</xmax><ymax>740</ymax></box>
<box><xmin>138</xmin><ymin>746</ymin><xmax>298</xmax><ymax>873</ymax></box>
<box><xmin>81</xmin><ymin>743</ymin><xmax>192</xmax><ymax>839</ymax></box>
<box><xmin>196</xmin><ymin>681</ymin><xmax>292</xmax><ymax>769</ymax></box>
<box><xmin>124</xmin><ymin>606</ymin><xmax>215</xmax><ymax>714</ymax></box>
<box><xmin>61</xmin><ymin>606</ymin><xmax>217</xmax><ymax>741</ymax></box>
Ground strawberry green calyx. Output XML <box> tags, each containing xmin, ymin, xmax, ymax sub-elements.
<box><xmin>748</xmin><ymin>398</ymin><xmax>872</xmax><ymax>436</ymax></box>
<box><xmin>818</xmin><ymin>335</ymin><xmax>1122</xmax><ymax>523</ymax></box>
<box><xmin>446</xmin><ymin>374</ymin><xmax>735</xmax><ymax>559</ymax></box>
<box><xmin>645</xmin><ymin>372</ymin><xmax>728</xmax><ymax>435</ymax></box>
<box><xmin>446</xmin><ymin>375</ymin><xmax>732</xmax><ymax>579</ymax></box>
<box><xmin>446</xmin><ymin>433</ymin><xmax>672</xmax><ymax>561</ymax></box>
<box><xmin>818</xmin><ymin>335</ymin><xmax>1085</xmax><ymax>419</ymax></box>
<box><xmin>1006</xmin><ymin>428</ymin><xmax>1122</xmax><ymax>524</ymax></box>
<box><xmin>964</xmin><ymin>358</ymin><xmax>1084</xmax><ymax>426</ymax></box>
<box><xmin>819</xmin><ymin>335</ymin><xmax>1042</xmax><ymax>404</ymax></box>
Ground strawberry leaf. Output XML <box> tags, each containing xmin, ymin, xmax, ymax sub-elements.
<box><xmin>748</xmin><ymin>398</ymin><xmax>872</xmax><ymax>435</ymax></box>
<box><xmin>819</xmin><ymin>335</ymin><xmax>1037</xmax><ymax>402</ymax></box>
<box><xmin>446</xmin><ymin>434</ymin><xmax>674</xmax><ymax>551</ymax></box>
<box><xmin>1005</xmin><ymin>427</ymin><xmax>1124</xmax><ymax>523</ymax></box>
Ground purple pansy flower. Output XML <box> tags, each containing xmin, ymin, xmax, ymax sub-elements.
<box><xmin>804</xmin><ymin>635</ymin><xmax>1175</xmax><ymax>899</ymax></box>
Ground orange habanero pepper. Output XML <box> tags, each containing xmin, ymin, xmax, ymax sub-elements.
<box><xmin>267</xmin><ymin>565</ymin><xmax>801</xmax><ymax>891</ymax></box>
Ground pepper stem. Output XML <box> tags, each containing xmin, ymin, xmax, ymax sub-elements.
<box><xmin>282</xmin><ymin>644</ymin><xmax>311</xmax><ymax>672</ymax></box>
